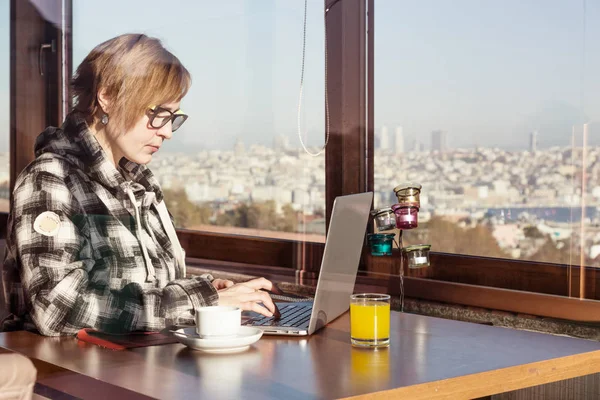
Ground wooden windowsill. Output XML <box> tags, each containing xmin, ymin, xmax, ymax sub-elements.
<box><xmin>189</xmin><ymin>256</ymin><xmax>600</xmax><ymax>323</ymax></box>
<box><xmin>189</xmin><ymin>257</ymin><xmax>600</xmax><ymax>340</ymax></box>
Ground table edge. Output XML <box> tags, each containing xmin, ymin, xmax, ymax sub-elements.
<box><xmin>342</xmin><ymin>349</ymin><xmax>600</xmax><ymax>400</ymax></box>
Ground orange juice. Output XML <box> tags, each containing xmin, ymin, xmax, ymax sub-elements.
<box><xmin>350</xmin><ymin>302</ymin><xmax>390</xmax><ymax>344</ymax></box>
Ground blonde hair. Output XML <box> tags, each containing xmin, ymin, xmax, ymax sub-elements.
<box><xmin>72</xmin><ymin>33</ymin><xmax>191</xmax><ymax>133</ymax></box>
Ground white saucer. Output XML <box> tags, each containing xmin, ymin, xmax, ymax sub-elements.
<box><xmin>171</xmin><ymin>326</ymin><xmax>263</xmax><ymax>354</ymax></box>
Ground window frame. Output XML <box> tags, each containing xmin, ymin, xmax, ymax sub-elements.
<box><xmin>10</xmin><ymin>0</ymin><xmax>61</xmax><ymax>190</ymax></box>
<box><xmin>8</xmin><ymin>0</ymin><xmax>600</xmax><ymax>321</ymax></box>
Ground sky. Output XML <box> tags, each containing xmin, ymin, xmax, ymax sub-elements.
<box><xmin>72</xmin><ymin>0</ymin><xmax>326</xmax><ymax>152</ymax></box>
<box><xmin>376</xmin><ymin>0</ymin><xmax>600</xmax><ymax>150</ymax></box>
<box><xmin>0</xmin><ymin>0</ymin><xmax>599</xmax><ymax>152</ymax></box>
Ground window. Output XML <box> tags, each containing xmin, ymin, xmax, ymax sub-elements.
<box><xmin>0</xmin><ymin>1</ymin><xmax>9</xmax><ymax>212</ymax></box>
<box><xmin>73</xmin><ymin>0</ymin><xmax>326</xmax><ymax>243</ymax></box>
<box><xmin>12</xmin><ymin>0</ymin><xmax>600</xmax><ymax>318</ymax></box>
<box><xmin>374</xmin><ymin>1</ymin><xmax>599</xmax><ymax>291</ymax></box>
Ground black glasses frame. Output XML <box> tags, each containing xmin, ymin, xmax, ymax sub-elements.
<box><xmin>146</xmin><ymin>106</ymin><xmax>189</xmax><ymax>132</ymax></box>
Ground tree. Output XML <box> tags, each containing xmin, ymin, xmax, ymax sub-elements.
<box><xmin>215</xmin><ymin>201</ymin><xmax>298</xmax><ymax>233</ymax></box>
<box><xmin>163</xmin><ymin>188</ymin><xmax>212</xmax><ymax>228</ymax></box>
<box><xmin>216</xmin><ymin>204</ymin><xmax>245</xmax><ymax>227</ymax></box>
<box><xmin>403</xmin><ymin>216</ymin><xmax>507</xmax><ymax>258</ymax></box>
<box><xmin>277</xmin><ymin>204</ymin><xmax>298</xmax><ymax>232</ymax></box>
<box><xmin>523</xmin><ymin>225</ymin><xmax>545</xmax><ymax>239</ymax></box>
<box><xmin>527</xmin><ymin>238</ymin><xmax>585</xmax><ymax>265</ymax></box>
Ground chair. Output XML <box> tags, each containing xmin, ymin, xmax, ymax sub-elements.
<box><xmin>0</xmin><ymin>353</ymin><xmax>36</xmax><ymax>400</ymax></box>
<box><xmin>0</xmin><ymin>239</ymin><xmax>37</xmax><ymax>400</ymax></box>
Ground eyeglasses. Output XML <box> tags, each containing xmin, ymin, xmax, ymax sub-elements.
<box><xmin>146</xmin><ymin>105</ymin><xmax>188</xmax><ymax>132</ymax></box>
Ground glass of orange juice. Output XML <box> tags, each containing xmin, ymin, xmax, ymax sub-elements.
<box><xmin>350</xmin><ymin>293</ymin><xmax>391</xmax><ymax>348</ymax></box>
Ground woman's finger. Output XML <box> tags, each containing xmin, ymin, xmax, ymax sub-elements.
<box><xmin>212</xmin><ymin>279</ymin><xmax>234</xmax><ymax>289</ymax></box>
<box><xmin>242</xmin><ymin>291</ymin><xmax>277</xmax><ymax>315</ymax></box>
<box><xmin>214</xmin><ymin>279</ymin><xmax>234</xmax><ymax>288</ymax></box>
<box><xmin>219</xmin><ymin>283</ymin><xmax>255</xmax><ymax>294</ymax></box>
<box><xmin>243</xmin><ymin>277</ymin><xmax>275</xmax><ymax>291</ymax></box>
<box><xmin>242</xmin><ymin>300</ymin><xmax>275</xmax><ymax>317</ymax></box>
<box><xmin>270</xmin><ymin>283</ymin><xmax>284</xmax><ymax>295</ymax></box>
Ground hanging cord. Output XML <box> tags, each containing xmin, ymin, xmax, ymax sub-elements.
<box><xmin>568</xmin><ymin>0</ymin><xmax>587</xmax><ymax>296</ymax></box>
<box><xmin>393</xmin><ymin>230</ymin><xmax>404</xmax><ymax>312</ymax></box>
<box><xmin>297</xmin><ymin>0</ymin><xmax>338</xmax><ymax>156</ymax></box>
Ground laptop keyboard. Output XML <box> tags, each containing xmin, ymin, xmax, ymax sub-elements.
<box><xmin>243</xmin><ymin>303</ymin><xmax>311</xmax><ymax>328</ymax></box>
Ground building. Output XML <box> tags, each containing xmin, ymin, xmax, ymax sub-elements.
<box><xmin>529</xmin><ymin>131</ymin><xmax>538</xmax><ymax>153</ymax></box>
<box><xmin>412</xmin><ymin>139</ymin><xmax>424</xmax><ymax>152</ymax></box>
<box><xmin>234</xmin><ymin>137</ymin><xmax>246</xmax><ymax>156</ymax></box>
<box><xmin>379</xmin><ymin>126</ymin><xmax>390</xmax><ymax>151</ymax></box>
<box><xmin>273</xmin><ymin>134</ymin><xmax>290</xmax><ymax>151</ymax></box>
<box><xmin>431</xmin><ymin>130</ymin><xmax>447</xmax><ymax>152</ymax></box>
<box><xmin>394</xmin><ymin>126</ymin><xmax>404</xmax><ymax>155</ymax></box>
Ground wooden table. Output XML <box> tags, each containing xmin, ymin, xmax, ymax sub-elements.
<box><xmin>2</xmin><ymin>312</ymin><xmax>600</xmax><ymax>400</ymax></box>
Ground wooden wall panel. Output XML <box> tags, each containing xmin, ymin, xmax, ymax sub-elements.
<box><xmin>11</xmin><ymin>0</ymin><xmax>47</xmax><ymax>190</ymax></box>
<box><xmin>325</xmin><ymin>0</ymin><xmax>370</xmax><ymax>225</ymax></box>
<box><xmin>10</xmin><ymin>0</ymin><xmax>65</xmax><ymax>193</ymax></box>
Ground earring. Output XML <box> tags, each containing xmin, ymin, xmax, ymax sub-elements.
<box><xmin>100</xmin><ymin>113</ymin><xmax>109</xmax><ymax>125</ymax></box>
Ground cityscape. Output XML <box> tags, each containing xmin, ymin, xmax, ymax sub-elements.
<box><xmin>143</xmin><ymin>125</ymin><xmax>599</xmax><ymax>265</ymax></box>
<box><xmin>372</xmin><ymin>126</ymin><xmax>600</xmax><ymax>264</ymax></box>
<box><xmin>0</xmin><ymin>128</ymin><xmax>597</xmax><ymax>265</ymax></box>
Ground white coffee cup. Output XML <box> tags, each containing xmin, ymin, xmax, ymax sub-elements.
<box><xmin>195</xmin><ymin>306</ymin><xmax>241</xmax><ymax>338</ymax></box>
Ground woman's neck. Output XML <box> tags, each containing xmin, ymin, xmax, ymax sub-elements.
<box><xmin>89</xmin><ymin>125</ymin><xmax>123</xmax><ymax>168</ymax></box>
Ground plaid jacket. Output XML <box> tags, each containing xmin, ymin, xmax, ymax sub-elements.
<box><xmin>2</xmin><ymin>112</ymin><xmax>218</xmax><ymax>336</ymax></box>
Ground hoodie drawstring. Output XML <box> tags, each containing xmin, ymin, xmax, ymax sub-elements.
<box><xmin>126</xmin><ymin>187</ymin><xmax>157</xmax><ymax>283</ymax></box>
<box><xmin>156</xmin><ymin>200</ymin><xmax>187</xmax><ymax>278</ymax></box>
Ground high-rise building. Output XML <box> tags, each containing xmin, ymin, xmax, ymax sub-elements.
<box><xmin>431</xmin><ymin>130</ymin><xmax>447</xmax><ymax>152</ymax></box>
<box><xmin>234</xmin><ymin>137</ymin><xmax>246</xmax><ymax>156</ymax></box>
<box><xmin>273</xmin><ymin>134</ymin><xmax>290</xmax><ymax>151</ymax></box>
<box><xmin>380</xmin><ymin>126</ymin><xmax>390</xmax><ymax>151</ymax></box>
<box><xmin>412</xmin><ymin>139</ymin><xmax>422</xmax><ymax>152</ymax></box>
<box><xmin>394</xmin><ymin>126</ymin><xmax>404</xmax><ymax>155</ymax></box>
<box><xmin>529</xmin><ymin>131</ymin><xmax>538</xmax><ymax>154</ymax></box>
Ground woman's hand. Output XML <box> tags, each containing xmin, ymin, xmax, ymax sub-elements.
<box><xmin>211</xmin><ymin>278</ymin><xmax>234</xmax><ymax>290</ymax></box>
<box><xmin>217</xmin><ymin>277</ymin><xmax>281</xmax><ymax>318</ymax></box>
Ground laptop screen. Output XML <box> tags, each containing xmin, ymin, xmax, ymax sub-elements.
<box><xmin>307</xmin><ymin>192</ymin><xmax>374</xmax><ymax>334</ymax></box>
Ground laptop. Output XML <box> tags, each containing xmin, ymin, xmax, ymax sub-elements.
<box><xmin>242</xmin><ymin>192</ymin><xmax>374</xmax><ymax>336</ymax></box>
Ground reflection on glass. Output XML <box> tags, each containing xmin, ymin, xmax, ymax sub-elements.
<box><xmin>374</xmin><ymin>1</ymin><xmax>600</xmax><ymax>268</ymax></box>
<box><xmin>73</xmin><ymin>0</ymin><xmax>326</xmax><ymax>241</ymax></box>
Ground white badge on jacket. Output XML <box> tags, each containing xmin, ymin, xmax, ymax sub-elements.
<box><xmin>33</xmin><ymin>211</ymin><xmax>61</xmax><ymax>236</ymax></box>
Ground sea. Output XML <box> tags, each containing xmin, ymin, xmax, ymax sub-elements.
<box><xmin>484</xmin><ymin>206</ymin><xmax>599</xmax><ymax>223</ymax></box>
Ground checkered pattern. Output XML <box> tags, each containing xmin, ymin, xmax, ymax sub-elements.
<box><xmin>2</xmin><ymin>112</ymin><xmax>218</xmax><ymax>336</ymax></box>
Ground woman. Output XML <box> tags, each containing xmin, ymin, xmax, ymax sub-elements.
<box><xmin>2</xmin><ymin>34</ymin><xmax>279</xmax><ymax>336</ymax></box>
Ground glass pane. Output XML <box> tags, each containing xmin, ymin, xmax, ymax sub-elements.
<box><xmin>0</xmin><ymin>1</ymin><xmax>9</xmax><ymax>212</ymax></box>
<box><xmin>374</xmin><ymin>1</ymin><xmax>598</xmax><ymax>273</ymax></box>
<box><xmin>73</xmin><ymin>0</ymin><xmax>326</xmax><ymax>242</ymax></box>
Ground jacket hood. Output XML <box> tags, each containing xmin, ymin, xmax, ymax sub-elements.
<box><xmin>34</xmin><ymin>111</ymin><xmax>164</xmax><ymax>203</ymax></box>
